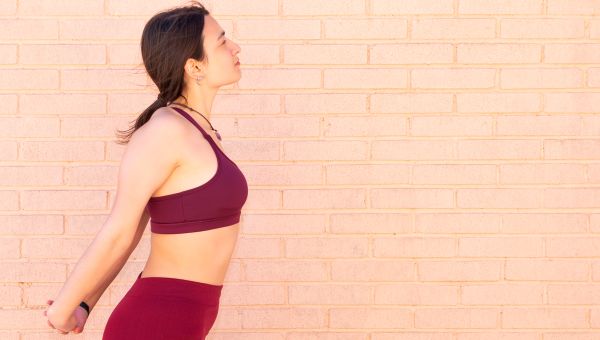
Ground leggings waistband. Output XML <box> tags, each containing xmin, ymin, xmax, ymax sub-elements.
<box><xmin>131</xmin><ymin>271</ymin><xmax>223</xmax><ymax>304</ymax></box>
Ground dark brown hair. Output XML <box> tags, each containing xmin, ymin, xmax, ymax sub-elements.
<box><xmin>114</xmin><ymin>0</ymin><xmax>210</xmax><ymax>145</ymax></box>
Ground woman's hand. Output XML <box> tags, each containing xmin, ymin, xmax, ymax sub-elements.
<box><xmin>44</xmin><ymin>299</ymin><xmax>89</xmax><ymax>334</ymax></box>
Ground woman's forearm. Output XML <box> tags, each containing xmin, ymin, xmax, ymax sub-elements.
<box><xmin>83</xmin><ymin>219</ymin><xmax>147</xmax><ymax>312</ymax></box>
<box><xmin>47</xmin><ymin>227</ymin><xmax>134</xmax><ymax>327</ymax></box>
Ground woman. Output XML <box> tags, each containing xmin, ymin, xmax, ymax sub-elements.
<box><xmin>43</xmin><ymin>2</ymin><xmax>245</xmax><ymax>338</ymax></box>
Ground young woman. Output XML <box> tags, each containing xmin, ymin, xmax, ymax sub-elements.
<box><xmin>43</xmin><ymin>2</ymin><xmax>245</xmax><ymax>338</ymax></box>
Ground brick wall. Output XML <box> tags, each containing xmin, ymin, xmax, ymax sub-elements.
<box><xmin>1</xmin><ymin>0</ymin><xmax>600</xmax><ymax>339</ymax></box>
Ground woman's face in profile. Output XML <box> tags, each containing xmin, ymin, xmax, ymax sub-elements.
<box><xmin>200</xmin><ymin>14</ymin><xmax>241</xmax><ymax>87</ymax></box>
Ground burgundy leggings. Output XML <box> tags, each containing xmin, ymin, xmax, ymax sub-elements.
<box><xmin>102</xmin><ymin>271</ymin><xmax>223</xmax><ymax>340</ymax></box>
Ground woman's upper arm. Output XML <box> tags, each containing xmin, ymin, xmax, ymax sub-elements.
<box><xmin>102</xmin><ymin>112</ymin><xmax>183</xmax><ymax>245</ymax></box>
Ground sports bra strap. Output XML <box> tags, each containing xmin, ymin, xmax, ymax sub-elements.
<box><xmin>170</xmin><ymin>106</ymin><xmax>214</xmax><ymax>143</ymax></box>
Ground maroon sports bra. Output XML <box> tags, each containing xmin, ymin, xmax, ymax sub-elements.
<box><xmin>146</xmin><ymin>107</ymin><xmax>248</xmax><ymax>234</ymax></box>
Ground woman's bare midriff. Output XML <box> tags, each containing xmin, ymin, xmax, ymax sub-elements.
<box><xmin>141</xmin><ymin>223</ymin><xmax>239</xmax><ymax>286</ymax></box>
<box><xmin>140</xmin><ymin>107</ymin><xmax>239</xmax><ymax>286</ymax></box>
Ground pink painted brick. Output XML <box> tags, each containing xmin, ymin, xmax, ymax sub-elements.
<box><xmin>590</xmin><ymin>19</ymin><xmax>600</xmax><ymax>39</ymax></box>
<box><xmin>241</xmin><ymin>307</ymin><xmax>326</xmax><ymax>329</ymax></box>
<box><xmin>325</xmin><ymin>163</ymin><xmax>410</xmax><ymax>185</ymax></box>
<box><xmin>372</xmin><ymin>0</ymin><xmax>453</xmax><ymax>15</ymax></box>
<box><xmin>325</xmin><ymin>19</ymin><xmax>408</xmax><ymax>39</ymax></box>
<box><xmin>238</xmin><ymin>68</ymin><xmax>321</xmax><ymax>89</ymax></box>
<box><xmin>416</xmin><ymin>308</ymin><xmax>497</xmax><ymax>328</ymax></box>
<box><xmin>20</xmin><ymin>190</ymin><xmax>106</xmax><ymax>211</ymax></box>
<box><xmin>500</xmin><ymin>163</ymin><xmax>586</xmax><ymax>184</ymax></box>
<box><xmin>459</xmin><ymin>0</ymin><xmax>543</xmax><ymax>14</ymax></box>
<box><xmin>212</xmin><ymin>0</ymin><xmax>277</xmax><ymax>15</ymax></box>
<box><xmin>502</xmin><ymin>307</ymin><xmax>587</xmax><ymax>328</ymax></box>
<box><xmin>372</xmin><ymin>140</ymin><xmax>455</xmax><ymax>160</ymax></box>
<box><xmin>61</xmin><ymin>68</ymin><xmax>148</xmax><ymax>90</ymax></box>
<box><xmin>232</xmin><ymin>43</ymin><xmax>280</xmax><ymax>65</ymax></box>
<box><xmin>458</xmin><ymin>43</ymin><xmax>541</xmax><ymax>64</ymax></box>
<box><xmin>0</xmin><ymin>117</ymin><xmax>58</xmax><ymax>137</ymax></box>
<box><xmin>285</xmin><ymin>93</ymin><xmax>367</xmax><ymax>114</ymax></box>
<box><xmin>374</xmin><ymin>237</ymin><xmax>455</xmax><ymax>257</ymax></box>
<box><xmin>547</xmin><ymin>236</ymin><xmax>600</xmax><ymax>256</ymax></box>
<box><xmin>412</xmin><ymin>68</ymin><xmax>495</xmax><ymax>89</ymax></box>
<box><xmin>506</xmin><ymin>259</ymin><xmax>588</xmax><ymax>281</ymax></box>
<box><xmin>371</xmin><ymin>43</ymin><xmax>453</xmax><ymax>64</ymax></box>
<box><xmin>0</xmin><ymin>262</ymin><xmax>66</xmax><ymax>282</ymax></box>
<box><xmin>64</xmin><ymin>165</ymin><xmax>118</xmax><ymax>186</ymax></box>
<box><xmin>18</xmin><ymin>0</ymin><xmax>103</xmax><ymax>15</ymax></box>
<box><xmin>59</xmin><ymin>18</ymin><xmax>145</xmax><ymax>40</ymax></box>
<box><xmin>331</xmin><ymin>259</ymin><xmax>415</xmax><ymax>281</ymax></box>
<box><xmin>412</xmin><ymin>164</ymin><xmax>496</xmax><ymax>184</ymax></box>
<box><xmin>20</xmin><ymin>44</ymin><xmax>105</xmax><ymax>65</ymax></box>
<box><xmin>0</xmin><ymin>191</ymin><xmax>19</xmax><ymax>210</ymax></box>
<box><xmin>458</xmin><ymin>237</ymin><xmax>543</xmax><ymax>257</ymax></box>
<box><xmin>285</xmin><ymin>44</ymin><xmax>366</xmax><ymax>64</ymax></box>
<box><xmin>457</xmin><ymin>188</ymin><xmax>542</xmax><ymax>208</ymax></box>
<box><xmin>285</xmin><ymin>237</ymin><xmax>368</xmax><ymax>258</ymax></box>
<box><xmin>283</xmin><ymin>188</ymin><xmax>366</xmax><ymax>209</ymax></box>
<box><xmin>20</xmin><ymin>93</ymin><xmax>105</xmax><ymax>115</ymax></box>
<box><xmin>501</xmin><ymin>213</ymin><xmax>587</xmax><ymax>234</ymax></box>
<box><xmin>213</xmin><ymin>93</ymin><xmax>281</xmax><ymax>115</ymax></box>
<box><xmin>545</xmin><ymin>92</ymin><xmax>600</xmax><ymax>113</ymax></box>
<box><xmin>0</xmin><ymin>45</ymin><xmax>17</xmax><ymax>64</ymax></box>
<box><xmin>496</xmin><ymin>114</ymin><xmax>581</xmax><ymax>135</ymax></box>
<box><xmin>20</xmin><ymin>141</ymin><xmax>105</xmax><ymax>161</ymax></box>
<box><xmin>411</xmin><ymin>115</ymin><xmax>492</xmax><ymax>136</ymax></box>
<box><xmin>330</xmin><ymin>307</ymin><xmax>412</xmax><ymax>329</ymax></box>
<box><xmin>0</xmin><ymin>166</ymin><xmax>62</xmax><ymax>186</ymax></box>
<box><xmin>0</xmin><ymin>69</ymin><xmax>58</xmax><ymax>90</ymax></box>
<box><xmin>586</xmin><ymin>67</ymin><xmax>600</xmax><ymax>87</ymax></box>
<box><xmin>325</xmin><ymin>68</ymin><xmax>408</xmax><ymax>89</ymax></box>
<box><xmin>284</xmin><ymin>140</ymin><xmax>367</xmax><ymax>161</ymax></box>
<box><xmin>242</xmin><ymin>213</ymin><xmax>326</xmax><ymax>234</ymax></box>
<box><xmin>544</xmin><ymin>139</ymin><xmax>600</xmax><ymax>159</ymax></box>
<box><xmin>371</xmin><ymin>93</ymin><xmax>453</xmax><ymax>113</ymax></box>
<box><xmin>0</xmin><ymin>215</ymin><xmax>63</xmax><ymax>235</ymax></box>
<box><xmin>244</xmin><ymin>260</ymin><xmax>328</xmax><ymax>281</ymax></box>
<box><xmin>501</xmin><ymin>18</ymin><xmax>584</xmax><ymax>38</ymax></box>
<box><xmin>0</xmin><ymin>1</ymin><xmax>16</xmax><ymax>15</ymax></box>
<box><xmin>0</xmin><ymin>285</ymin><xmax>21</xmax><ymax>306</ymax></box>
<box><xmin>288</xmin><ymin>284</ymin><xmax>371</xmax><ymax>304</ymax></box>
<box><xmin>106</xmin><ymin>0</ymin><xmax>199</xmax><ymax>15</ymax></box>
<box><xmin>238</xmin><ymin>116</ymin><xmax>319</xmax><ymax>137</ymax></box>
<box><xmin>418</xmin><ymin>260</ymin><xmax>501</xmax><ymax>281</ymax></box>
<box><xmin>329</xmin><ymin>212</ymin><xmax>414</xmax><ymax>234</ymax></box>
<box><xmin>0</xmin><ymin>238</ymin><xmax>20</xmax><ymax>259</ymax></box>
<box><xmin>416</xmin><ymin>213</ymin><xmax>501</xmax><ymax>234</ymax></box>
<box><xmin>457</xmin><ymin>93</ymin><xmax>541</xmax><ymax>113</ymax></box>
<box><xmin>232</xmin><ymin>237</ymin><xmax>281</xmax><ymax>258</ymax></box>
<box><xmin>0</xmin><ymin>19</ymin><xmax>57</xmax><ymax>40</ymax></box>
<box><xmin>237</xmin><ymin>19</ymin><xmax>320</xmax><ymax>39</ymax></box>
<box><xmin>324</xmin><ymin>115</ymin><xmax>407</xmax><ymax>137</ymax></box>
<box><xmin>548</xmin><ymin>0</ymin><xmax>600</xmax><ymax>15</ymax></box>
<box><xmin>220</xmin><ymin>284</ymin><xmax>285</xmax><ymax>306</ymax></box>
<box><xmin>545</xmin><ymin>44</ymin><xmax>600</xmax><ymax>63</ymax></box>
<box><xmin>501</xmin><ymin>68</ymin><xmax>583</xmax><ymax>88</ymax></box>
<box><xmin>375</xmin><ymin>283</ymin><xmax>458</xmax><ymax>305</ymax></box>
<box><xmin>547</xmin><ymin>284</ymin><xmax>600</xmax><ymax>304</ymax></box>
<box><xmin>412</xmin><ymin>18</ymin><xmax>496</xmax><ymax>39</ymax></box>
<box><xmin>371</xmin><ymin>188</ymin><xmax>455</xmax><ymax>209</ymax></box>
<box><xmin>241</xmin><ymin>164</ymin><xmax>321</xmax><ymax>185</ymax></box>
<box><xmin>0</xmin><ymin>95</ymin><xmax>18</xmax><ymax>114</ymax></box>
<box><xmin>61</xmin><ymin>116</ymin><xmax>132</xmax><ymax>137</ymax></box>
<box><xmin>283</xmin><ymin>0</ymin><xmax>364</xmax><ymax>15</ymax></box>
<box><xmin>457</xmin><ymin>139</ymin><xmax>541</xmax><ymax>160</ymax></box>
